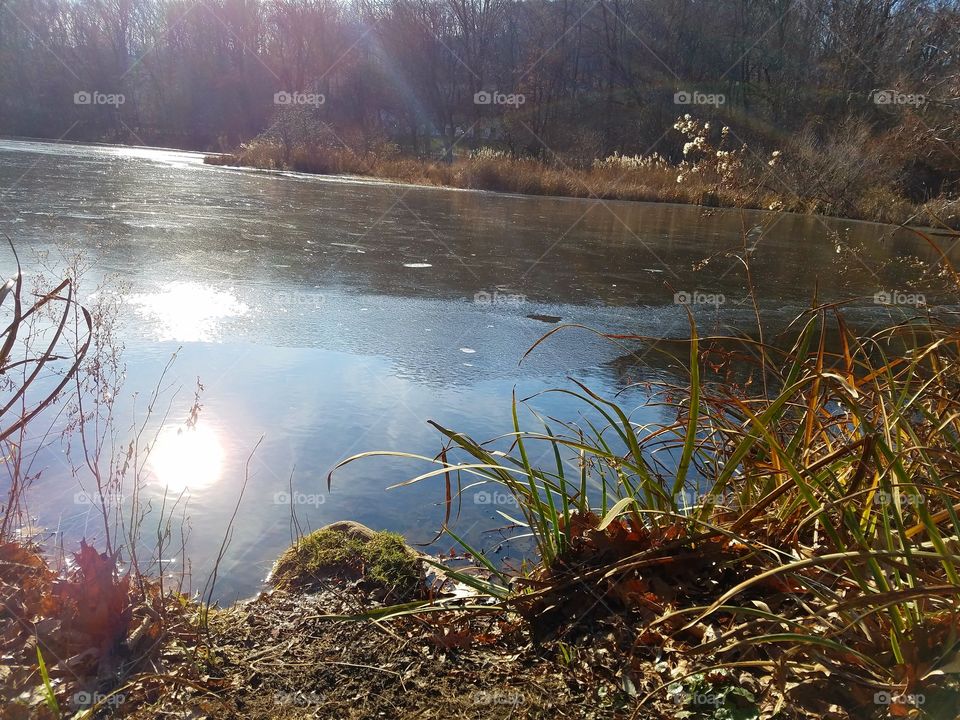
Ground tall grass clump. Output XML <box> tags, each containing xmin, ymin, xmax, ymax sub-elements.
<box><xmin>332</xmin><ymin>260</ymin><xmax>960</xmax><ymax>716</ymax></box>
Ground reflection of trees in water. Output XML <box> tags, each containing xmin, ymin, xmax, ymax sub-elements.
<box><xmin>244</xmin><ymin>182</ymin><xmax>956</xmax><ymax>310</ymax></box>
<box><xmin>600</xmin><ymin>312</ymin><xmax>960</xmax><ymax>401</ymax></box>
<box><xmin>599</xmin><ymin>335</ymin><xmax>766</xmax><ymax>393</ymax></box>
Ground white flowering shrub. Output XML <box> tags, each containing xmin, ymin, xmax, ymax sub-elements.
<box><xmin>674</xmin><ymin>116</ymin><xmax>742</xmax><ymax>187</ymax></box>
<box><xmin>670</xmin><ymin>114</ymin><xmax>784</xmax><ymax>206</ymax></box>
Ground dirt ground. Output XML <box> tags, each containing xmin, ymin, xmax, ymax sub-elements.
<box><xmin>123</xmin><ymin>586</ymin><xmax>637</xmax><ymax>719</ymax></box>
<box><xmin>3</xmin><ymin>528</ymin><xmax>923</xmax><ymax>719</ymax></box>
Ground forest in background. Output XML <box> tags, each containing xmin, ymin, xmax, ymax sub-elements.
<box><xmin>1</xmin><ymin>0</ymin><xmax>959</xmax><ymax>206</ymax></box>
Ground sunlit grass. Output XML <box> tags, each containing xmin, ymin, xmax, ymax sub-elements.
<box><xmin>332</xmin><ymin>277</ymin><xmax>960</xmax><ymax>714</ymax></box>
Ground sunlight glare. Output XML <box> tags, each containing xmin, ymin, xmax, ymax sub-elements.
<box><xmin>131</xmin><ymin>281</ymin><xmax>248</xmax><ymax>342</ymax></box>
<box><xmin>148</xmin><ymin>422</ymin><xmax>224</xmax><ymax>493</ymax></box>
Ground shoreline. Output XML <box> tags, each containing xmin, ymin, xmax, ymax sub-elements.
<box><xmin>204</xmin><ymin>146</ymin><xmax>959</xmax><ymax>232</ymax></box>
<box><xmin>0</xmin><ymin>134</ymin><xmax>952</xmax><ymax>232</ymax></box>
<box><xmin>210</xmin><ymin>158</ymin><xmax>960</xmax><ymax>237</ymax></box>
<box><xmin>0</xmin><ymin>526</ymin><xmax>645</xmax><ymax>719</ymax></box>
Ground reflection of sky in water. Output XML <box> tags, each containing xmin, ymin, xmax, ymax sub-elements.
<box><xmin>131</xmin><ymin>282</ymin><xmax>249</xmax><ymax>342</ymax></box>
<box><xmin>1</xmin><ymin>139</ymin><xmax>956</xmax><ymax>601</ymax></box>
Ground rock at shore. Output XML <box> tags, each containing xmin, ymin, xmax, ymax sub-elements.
<box><xmin>268</xmin><ymin>521</ymin><xmax>425</xmax><ymax>601</ymax></box>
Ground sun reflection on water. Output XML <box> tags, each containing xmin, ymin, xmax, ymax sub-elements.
<box><xmin>148</xmin><ymin>422</ymin><xmax>224</xmax><ymax>494</ymax></box>
<box><xmin>131</xmin><ymin>281</ymin><xmax>248</xmax><ymax>342</ymax></box>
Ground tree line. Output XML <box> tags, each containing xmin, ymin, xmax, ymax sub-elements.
<box><xmin>0</xmin><ymin>0</ymin><xmax>957</xmax><ymax>196</ymax></box>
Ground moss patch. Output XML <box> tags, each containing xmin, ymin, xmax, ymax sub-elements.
<box><xmin>271</xmin><ymin>526</ymin><xmax>423</xmax><ymax>599</ymax></box>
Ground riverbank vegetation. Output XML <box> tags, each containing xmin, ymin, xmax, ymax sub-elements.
<box><xmin>328</xmin><ymin>232</ymin><xmax>960</xmax><ymax>717</ymax></box>
<box><xmin>206</xmin><ymin>113</ymin><xmax>957</xmax><ymax>227</ymax></box>
<box><xmin>5</xmin><ymin>231</ymin><xmax>960</xmax><ymax>717</ymax></box>
<box><xmin>1</xmin><ymin>0</ymin><xmax>957</xmax><ymax>227</ymax></box>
